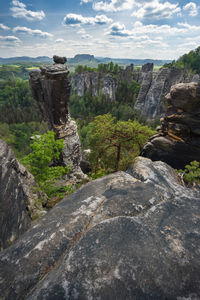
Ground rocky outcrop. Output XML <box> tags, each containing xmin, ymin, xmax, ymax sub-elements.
<box><xmin>29</xmin><ymin>58</ymin><xmax>85</xmax><ymax>179</ymax></box>
<box><xmin>135</xmin><ymin>67</ymin><xmax>187</xmax><ymax>120</ymax></box>
<box><xmin>0</xmin><ymin>157</ymin><xmax>200</xmax><ymax>299</ymax></box>
<box><xmin>71</xmin><ymin>64</ymin><xmax>135</xmax><ymax>101</ymax></box>
<box><xmin>141</xmin><ymin>82</ymin><xmax>200</xmax><ymax>169</ymax></box>
<box><xmin>0</xmin><ymin>140</ymin><xmax>46</xmax><ymax>251</ymax></box>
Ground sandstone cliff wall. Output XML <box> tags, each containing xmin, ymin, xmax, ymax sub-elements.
<box><xmin>29</xmin><ymin>59</ymin><xmax>85</xmax><ymax>180</ymax></box>
<box><xmin>141</xmin><ymin>81</ymin><xmax>200</xmax><ymax>169</ymax></box>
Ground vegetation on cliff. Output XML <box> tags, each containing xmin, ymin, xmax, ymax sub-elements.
<box><xmin>164</xmin><ymin>46</ymin><xmax>200</xmax><ymax>74</ymax></box>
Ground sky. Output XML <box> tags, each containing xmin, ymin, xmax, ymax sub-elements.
<box><xmin>0</xmin><ymin>0</ymin><xmax>200</xmax><ymax>59</ymax></box>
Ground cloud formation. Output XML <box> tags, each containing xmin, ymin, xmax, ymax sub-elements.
<box><xmin>13</xmin><ymin>26</ymin><xmax>53</xmax><ymax>38</ymax></box>
<box><xmin>107</xmin><ymin>22</ymin><xmax>132</xmax><ymax>36</ymax></box>
<box><xmin>93</xmin><ymin>0</ymin><xmax>136</xmax><ymax>12</ymax></box>
<box><xmin>0</xmin><ymin>23</ymin><xmax>10</xmax><ymax>30</ymax></box>
<box><xmin>0</xmin><ymin>35</ymin><xmax>21</xmax><ymax>43</ymax></box>
<box><xmin>131</xmin><ymin>0</ymin><xmax>180</xmax><ymax>20</ymax></box>
<box><xmin>55</xmin><ymin>38</ymin><xmax>65</xmax><ymax>43</ymax></box>
<box><xmin>80</xmin><ymin>0</ymin><xmax>92</xmax><ymax>4</ymax></box>
<box><xmin>63</xmin><ymin>13</ymin><xmax>112</xmax><ymax>25</ymax></box>
<box><xmin>10</xmin><ymin>0</ymin><xmax>45</xmax><ymax>21</ymax></box>
<box><xmin>183</xmin><ymin>2</ymin><xmax>198</xmax><ymax>17</ymax></box>
<box><xmin>107</xmin><ymin>21</ymin><xmax>200</xmax><ymax>39</ymax></box>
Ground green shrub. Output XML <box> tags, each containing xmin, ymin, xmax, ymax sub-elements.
<box><xmin>22</xmin><ymin>131</ymin><xmax>73</xmax><ymax>201</ymax></box>
<box><xmin>177</xmin><ymin>161</ymin><xmax>200</xmax><ymax>185</ymax></box>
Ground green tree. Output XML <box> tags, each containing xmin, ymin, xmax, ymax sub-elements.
<box><xmin>86</xmin><ymin>113</ymin><xmax>155</xmax><ymax>172</ymax></box>
<box><xmin>22</xmin><ymin>131</ymin><xmax>70</xmax><ymax>197</ymax></box>
<box><xmin>178</xmin><ymin>161</ymin><xmax>200</xmax><ymax>185</ymax></box>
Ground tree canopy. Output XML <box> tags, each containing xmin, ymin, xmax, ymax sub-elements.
<box><xmin>86</xmin><ymin>113</ymin><xmax>155</xmax><ymax>173</ymax></box>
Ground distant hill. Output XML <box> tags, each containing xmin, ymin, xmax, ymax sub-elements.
<box><xmin>0</xmin><ymin>56</ymin><xmax>51</xmax><ymax>64</ymax></box>
<box><xmin>0</xmin><ymin>54</ymin><xmax>171</xmax><ymax>66</ymax></box>
<box><xmin>68</xmin><ymin>54</ymin><xmax>99</xmax><ymax>64</ymax></box>
<box><xmin>96</xmin><ymin>57</ymin><xmax>172</xmax><ymax>66</ymax></box>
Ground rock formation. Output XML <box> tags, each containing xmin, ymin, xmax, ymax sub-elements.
<box><xmin>141</xmin><ymin>82</ymin><xmax>200</xmax><ymax>169</ymax></box>
<box><xmin>0</xmin><ymin>157</ymin><xmax>200</xmax><ymax>299</ymax></box>
<box><xmin>0</xmin><ymin>140</ymin><xmax>46</xmax><ymax>251</ymax></box>
<box><xmin>71</xmin><ymin>64</ymin><xmax>135</xmax><ymax>101</ymax></box>
<box><xmin>29</xmin><ymin>57</ymin><xmax>85</xmax><ymax>179</ymax></box>
<box><xmin>135</xmin><ymin>67</ymin><xmax>187</xmax><ymax>120</ymax></box>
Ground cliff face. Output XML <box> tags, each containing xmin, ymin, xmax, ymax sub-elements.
<box><xmin>29</xmin><ymin>59</ymin><xmax>85</xmax><ymax>179</ymax></box>
<box><xmin>141</xmin><ymin>82</ymin><xmax>200</xmax><ymax>169</ymax></box>
<box><xmin>71</xmin><ymin>64</ymin><xmax>134</xmax><ymax>101</ymax></box>
<box><xmin>0</xmin><ymin>140</ymin><xmax>46</xmax><ymax>251</ymax></box>
<box><xmin>71</xmin><ymin>63</ymin><xmax>197</xmax><ymax>120</ymax></box>
<box><xmin>135</xmin><ymin>67</ymin><xmax>188</xmax><ymax>120</ymax></box>
<box><xmin>0</xmin><ymin>156</ymin><xmax>199</xmax><ymax>299</ymax></box>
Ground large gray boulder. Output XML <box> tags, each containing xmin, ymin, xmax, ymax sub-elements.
<box><xmin>0</xmin><ymin>157</ymin><xmax>199</xmax><ymax>299</ymax></box>
<box><xmin>0</xmin><ymin>140</ymin><xmax>46</xmax><ymax>251</ymax></box>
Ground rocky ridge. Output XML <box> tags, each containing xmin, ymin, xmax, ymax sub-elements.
<box><xmin>141</xmin><ymin>81</ymin><xmax>200</xmax><ymax>169</ymax></box>
<box><xmin>0</xmin><ymin>140</ymin><xmax>46</xmax><ymax>251</ymax></box>
<box><xmin>29</xmin><ymin>57</ymin><xmax>85</xmax><ymax>180</ymax></box>
<box><xmin>71</xmin><ymin>62</ymin><xmax>198</xmax><ymax>120</ymax></box>
<box><xmin>71</xmin><ymin>64</ymin><xmax>134</xmax><ymax>101</ymax></box>
<box><xmin>0</xmin><ymin>156</ymin><xmax>199</xmax><ymax>299</ymax></box>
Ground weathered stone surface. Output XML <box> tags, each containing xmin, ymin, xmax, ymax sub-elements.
<box><xmin>135</xmin><ymin>67</ymin><xmax>186</xmax><ymax>120</ymax></box>
<box><xmin>135</xmin><ymin>71</ymin><xmax>153</xmax><ymax>112</ymax></box>
<box><xmin>141</xmin><ymin>82</ymin><xmax>200</xmax><ymax>169</ymax></box>
<box><xmin>53</xmin><ymin>55</ymin><xmax>67</xmax><ymax>64</ymax></box>
<box><xmin>70</xmin><ymin>64</ymin><xmax>134</xmax><ymax>102</ymax></box>
<box><xmin>29</xmin><ymin>59</ymin><xmax>85</xmax><ymax>178</ymax></box>
<box><xmin>0</xmin><ymin>140</ymin><xmax>46</xmax><ymax>251</ymax></box>
<box><xmin>141</xmin><ymin>62</ymin><xmax>154</xmax><ymax>73</ymax></box>
<box><xmin>0</xmin><ymin>157</ymin><xmax>200</xmax><ymax>299</ymax></box>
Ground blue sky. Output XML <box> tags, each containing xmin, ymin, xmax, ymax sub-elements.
<box><xmin>0</xmin><ymin>0</ymin><xmax>200</xmax><ymax>59</ymax></box>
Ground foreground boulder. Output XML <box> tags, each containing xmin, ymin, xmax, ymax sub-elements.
<box><xmin>0</xmin><ymin>157</ymin><xmax>199</xmax><ymax>299</ymax></box>
<box><xmin>141</xmin><ymin>82</ymin><xmax>200</xmax><ymax>169</ymax></box>
<box><xmin>0</xmin><ymin>140</ymin><xmax>46</xmax><ymax>251</ymax></box>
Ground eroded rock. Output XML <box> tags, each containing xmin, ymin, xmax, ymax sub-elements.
<box><xmin>141</xmin><ymin>82</ymin><xmax>200</xmax><ymax>169</ymax></box>
<box><xmin>135</xmin><ymin>67</ymin><xmax>186</xmax><ymax>120</ymax></box>
<box><xmin>0</xmin><ymin>140</ymin><xmax>46</xmax><ymax>251</ymax></box>
<box><xmin>0</xmin><ymin>157</ymin><xmax>199</xmax><ymax>299</ymax></box>
<box><xmin>29</xmin><ymin>57</ymin><xmax>85</xmax><ymax>179</ymax></box>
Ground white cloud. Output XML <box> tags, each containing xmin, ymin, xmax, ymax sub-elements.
<box><xmin>10</xmin><ymin>0</ymin><xmax>45</xmax><ymax>21</ymax></box>
<box><xmin>80</xmin><ymin>0</ymin><xmax>92</xmax><ymax>3</ymax></box>
<box><xmin>177</xmin><ymin>22</ymin><xmax>200</xmax><ymax>31</ymax></box>
<box><xmin>131</xmin><ymin>0</ymin><xmax>181</xmax><ymax>20</ymax></box>
<box><xmin>0</xmin><ymin>24</ymin><xmax>10</xmax><ymax>30</ymax></box>
<box><xmin>183</xmin><ymin>2</ymin><xmax>198</xmax><ymax>17</ymax></box>
<box><xmin>55</xmin><ymin>38</ymin><xmax>65</xmax><ymax>43</ymax></box>
<box><xmin>13</xmin><ymin>26</ymin><xmax>53</xmax><ymax>38</ymax></box>
<box><xmin>106</xmin><ymin>20</ymin><xmax>200</xmax><ymax>40</ymax></box>
<box><xmin>93</xmin><ymin>0</ymin><xmax>136</xmax><ymax>12</ymax></box>
<box><xmin>81</xmin><ymin>34</ymin><xmax>92</xmax><ymax>39</ymax></box>
<box><xmin>63</xmin><ymin>13</ymin><xmax>112</xmax><ymax>26</ymax></box>
<box><xmin>0</xmin><ymin>35</ymin><xmax>21</xmax><ymax>43</ymax></box>
<box><xmin>107</xmin><ymin>22</ymin><xmax>132</xmax><ymax>36</ymax></box>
